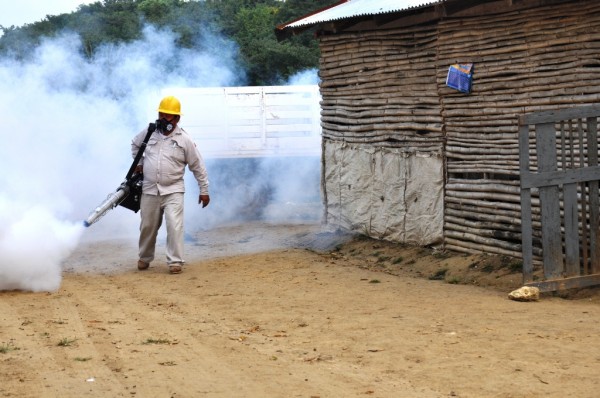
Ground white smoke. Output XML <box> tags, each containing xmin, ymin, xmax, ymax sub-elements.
<box><xmin>287</xmin><ymin>68</ymin><xmax>320</xmax><ymax>86</ymax></box>
<box><xmin>0</xmin><ymin>200</ymin><xmax>81</xmax><ymax>292</ymax></box>
<box><xmin>0</xmin><ymin>25</ymin><xmax>242</xmax><ymax>291</ymax></box>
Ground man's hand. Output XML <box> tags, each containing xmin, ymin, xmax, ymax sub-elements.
<box><xmin>199</xmin><ymin>194</ymin><xmax>210</xmax><ymax>208</ymax></box>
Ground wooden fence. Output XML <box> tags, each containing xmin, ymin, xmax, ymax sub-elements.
<box><xmin>519</xmin><ymin>105</ymin><xmax>600</xmax><ymax>292</ymax></box>
<box><xmin>160</xmin><ymin>86</ymin><xmax>322</xmax><ymax>158</ymax></box>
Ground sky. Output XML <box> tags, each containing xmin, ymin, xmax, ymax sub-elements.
<box><xmin>0</xmin><ymin>0</ymin><xmax>95</xmax><ymax>28</ymax></box>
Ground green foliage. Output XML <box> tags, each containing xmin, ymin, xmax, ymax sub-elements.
<box><xmin>0</xmin><ymin>0</ymin><xmax>337</xmax><ymax>85</ymax></box>
<box><xmin>138</xmin><ymin>0</ymin><xmax>175</xmax><ymax>25</ymax></box>
<box><xmin>234</xmin><ymin>5</ymin><xmax>292</xmax><ymax>84</ymax></box>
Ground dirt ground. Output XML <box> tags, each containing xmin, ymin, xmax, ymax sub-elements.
<box><xmin>2</xmin><ymin>221</ymin><xmax>600</xmax><ymax>398</ymax></box>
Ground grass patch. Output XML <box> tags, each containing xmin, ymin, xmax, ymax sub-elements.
<box><xmin>143</xmin><ymin>338</ymin><xmax>172</xmax><ymax>345</ymax></box>
<box><xmin>74</xmin><ymin>357</ymin><xmax>92</xmax><ymax>362</ymax></box>
<box><xmin>429</xmin><ymin>268</ymin><xmax>448</xmax><ymax>280</ymax></box>
<box><xmin>482</xmin><ymin>264</ymin><xmax>495</xmax><ymax>273</ymax></box>
<box><xmin>369</xmin><ymin>279</ymin><xmax>381</xmax><ymax>284</ymax></box>
<box><xmin>57</xmin><ymin>338</ymin><xmax>76</xmax><ymax>347</ymax></box>
<box><xmin>432</xmin><ymin>251</ymin><xmax>450</xmax><ymax>260</ymax></box>
<box><xmin>506</xmin><ymin>260</ymin><xmax>523</xmax><ymax>272</ymax></box>
<box><xmin>392</xmin><ymin>257</ymin><xmax>404</xmax><ymax>264</ymax></box>
<box><xmin>0</xmin><ymin>342</ymin><xmax>20</xmax><ymax>354</ymax></box>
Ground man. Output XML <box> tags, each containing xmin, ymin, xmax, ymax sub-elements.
<box><xmin>132</xmin><ymin>95</ymin><xmax>210</xmax><ymax>274</ymax></box>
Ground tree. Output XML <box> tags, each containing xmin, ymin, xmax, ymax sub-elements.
<box><xmin>0</xmin><ymin>0</ymin><xmax>337</xmax><ymax>84</ymax></box>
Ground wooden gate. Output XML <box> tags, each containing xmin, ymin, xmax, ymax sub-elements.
<box><xmin>519</xmin><ymin>104</ymin><xmax>600</xmax><ymax>292</ymax></box>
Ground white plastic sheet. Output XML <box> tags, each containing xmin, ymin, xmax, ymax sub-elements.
<box><xmin>323</xmin><ymin>141</ymin><xmax>443</xmax><ymax>245</ymax></box>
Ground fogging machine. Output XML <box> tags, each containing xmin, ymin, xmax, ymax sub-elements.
<box><xmin>83</xmin><ymin>122</ymin><xmax>156</xmax><ymax>227</ymax></box>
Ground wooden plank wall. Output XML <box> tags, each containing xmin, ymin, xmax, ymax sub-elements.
<box><xmin>438</xmin><ymin>0</ymin><xmax>600</xmax><ymax>257</ymax></box>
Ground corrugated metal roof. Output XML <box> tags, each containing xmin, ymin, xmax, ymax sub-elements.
<box><xmin>283</xmin><ymin>0</ymin><xmax>443</xmax><ymax>29</ymax></box>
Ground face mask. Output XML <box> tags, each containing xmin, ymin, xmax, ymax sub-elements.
<box><xmin>157</xmin><ymin>117</ymin><xmax>174</xmax><ymax>133</ymax></box>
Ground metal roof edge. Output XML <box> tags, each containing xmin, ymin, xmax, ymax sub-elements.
<box><xmin>277</xmin><ymin>0</ymin><xmax>441</xmax><ymax>31</ymax></box>
<box><xmin>275</xmin><ymin>0</ymin><xmax>349</xmax><ymax>32</ymax></box>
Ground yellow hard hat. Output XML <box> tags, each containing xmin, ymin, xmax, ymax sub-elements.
<box><xmin>157</xmin><ymin>96</ymin><xmax>182</xmax><ymax>115</ymax></box>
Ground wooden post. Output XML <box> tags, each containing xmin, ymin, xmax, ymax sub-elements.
<box><xmin>587</xmin><ymin>117</ymin><xmax>600</xmax><ymax>273</ymax></box>
<box><xmin>519</xmin><ymin>123</ymin><xmax>534</xmax><ymax>283</ymax></box>
<box><xmin>536</xmin><ymin>123</ymin><xmax>564</xmax><ymax>279</ymax></box>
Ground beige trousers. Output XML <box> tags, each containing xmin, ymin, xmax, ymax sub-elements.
<box><xmin>138</xmin><ymin>192</ymin><xmax>185</xmax><ymax>265</ymax></box>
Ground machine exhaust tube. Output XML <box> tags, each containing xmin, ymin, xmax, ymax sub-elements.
<box><xmin>83</xmin><ymin>182</ymin><xmax>130</xmax><ymax>227</ymax></box>
<box><xmin>82</xmin><ymin>122</ymin><xmax>155</xmax><ymax>228</ymax></box>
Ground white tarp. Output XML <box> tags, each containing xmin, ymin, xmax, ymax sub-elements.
<box><xmin>323</xmin><ymin>141</ymin><xmax>443</xmax><ymax>245</ymax></box>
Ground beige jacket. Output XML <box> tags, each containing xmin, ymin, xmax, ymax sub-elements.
<box><xmin>131</xmin><ymin>125</ymin><xmax>209</xmax><ymax>195</ymax></box>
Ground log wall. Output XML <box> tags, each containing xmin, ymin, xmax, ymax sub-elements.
<box><xmin>317</xmin><ymin>0</ymin><xmax>600</xmax><ymax>257</ymax></box>
<box><xmin>438</xmin><ymin>1</ymin><xmax>600</xmax><ymax>257</ymax></box>
<box><xmin>319</xmin><ymin>23</ymin><xmax>444</xmax><ymax>153</ymax></box>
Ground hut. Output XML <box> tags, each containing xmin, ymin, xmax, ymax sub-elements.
<box><xmin>277</xmin><ymin>0</ymin><xmax>600</xmax><ymax>261</ymax></box>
